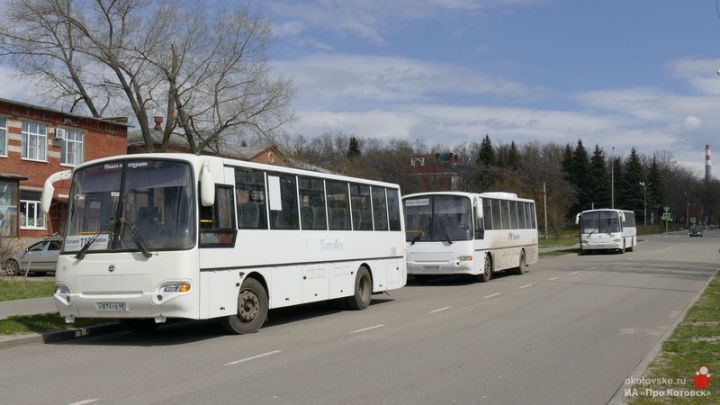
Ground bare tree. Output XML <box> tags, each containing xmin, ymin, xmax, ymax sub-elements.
<box><xmin>0</xmin><ymin>0</ymin><xmax>293</xmax><ymax>153</ymax></box>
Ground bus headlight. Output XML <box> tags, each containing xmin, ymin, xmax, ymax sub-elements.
<box><xmin>55</xmin><ymin>285</ymin><xmax>72</xmax><ymax>304</ymax></box>
<box><xmin>160</xmin><ymin>282</ymin><xmax>191</xmax><ymax>293</ymax></box>
<box><xmin>457</xmin><ymin>256</ymin><xmax>473</xmax><ymax>262</ymax></box>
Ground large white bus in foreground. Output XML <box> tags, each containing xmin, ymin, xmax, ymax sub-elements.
<box><xmin>43</xmin><ymin>154</ymin><xmax>406</xmax><ymax>334</ymax></box>
<box><xmin>403</xmin><ymin>192</ymin><xmax>538</xmax><ymax>282</ymax></box>
<box><xmin>575</xmin><ymin>209</ymin><xmax>636</xmax><ymax>254</ymax></box>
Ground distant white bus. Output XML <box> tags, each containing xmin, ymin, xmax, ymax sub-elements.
<box><xmin>575</xmin><ymin>209</ymin><xmax>637</xmax><ymax>254</ymax></box>
<box><xmin>403</xmin><ymin>192</ymin><xmax>538</xmax><ymax>281</ymax></box>
<box><xmin>43</xmin><ymin>153</ymin><xmax>406</xmax><ymax>334</ymax></box>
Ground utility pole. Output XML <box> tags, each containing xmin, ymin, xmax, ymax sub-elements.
<box><xmin>611</xmin><ymin>147</ymin><xmax>615</xmax><ymax>209</ymax></box>
<box><xmin>543</xmin><ymin>182</ymin><xmax>548</xmax><ymax>240</ymax></box>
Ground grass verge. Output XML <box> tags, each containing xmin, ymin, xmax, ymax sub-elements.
<box><xmin>0</xmin><ymin>312</ymin><xmax>109</xmax><ymax>335</ymax></box>
<box><xmin>629</xmin><ymin>272</ymin><xmax>720</xmax><ymax>404</ymax></box>
<box><xmin>0</xmin><ymin>280</ymin><xmax>55</xmax><ymax>301</ymax></box>
<box><xmin>539</xmin><ymin>237</ymin><xmax>578</xmax><ymax>247</ymax></box>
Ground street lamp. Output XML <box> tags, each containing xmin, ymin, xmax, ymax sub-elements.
<box><xmin>639</xmin><ymin>181</ymin><xmax>647</xmax><ymax>226</ymax></box>
<box><xmin>611</xmin><ymin>147</ymin><xmax>615</xmax><ymax>209</ymax></box>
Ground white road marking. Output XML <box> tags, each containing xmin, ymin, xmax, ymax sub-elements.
<box><xmin>68</xmin><ymin>400</ymin><xmax>99</xmax><ymax>405</ymax></box>
<box><xmin>548</xmin><ymin>276</ymin><xmax>560</xmax><ymax>281</ymax></box>
<box><xmin>428</xmin><ymin>306</ymin><xmax>452</xmax><ymax>314</ymax></box>
<box><xmin>349</xmin><ymin>324</ymin><xmax>386</xmax><ymax>334</ymax></box>
<box><xmin>569</xmin><ymin>271</ymin><xmax>579</xmax><ymax>276</ymax></box>
<box><xmin>484</xmin><ymin>293</ymin><xmax>501</xmax><ymax>299</ymax></box>
<box><xmin>225</xmin><ymin>350</ymin><xmax>282</xmax><ymax>366</ymax></box>
<box><xmin>518</xmin><ymin>284</ymin><xmax>533</xmax><ymax>289</ymax></box>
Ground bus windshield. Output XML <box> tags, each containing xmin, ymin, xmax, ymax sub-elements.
<box><xmin>404</xmin><ymin>195</ymin><xmax>472</xmax><ymax>242</ymax></box>
<box><xmin>581</xmin><ymin>211</ymin><xmax>621</xmax><ymax>234</ymax></box>
<box><xmin>64</xmin><ymin>160</ymin><xmax>195</xmax><ymax>253</ymax></box>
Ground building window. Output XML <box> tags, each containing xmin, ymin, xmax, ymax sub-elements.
<box><xmin>21</xmin><ymin>122</ymin><xmax>47</xmax><ymax>161</ymax></box>
<box><xmin>0</xmin><ymin>117</ymin><xmax>7</xmax><ymax>156</ymax></box>
<box><xmin>20</xmin><ymin>190</ymin><xmax>45</xmax><ymax>229</ymax></box>
<box><xmin>0</xmin><ymin>180</ymin><xmax>18</xmax><ymax>237</ymax></box>
<box><xmin>61</xmin><ymin>128</ymin><xmax>83</xmax><ymax>166</ymax></box>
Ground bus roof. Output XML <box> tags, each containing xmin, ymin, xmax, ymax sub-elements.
<box><xmin>70</xmin><ymin>153</ymin><xmax>401</xmax><ymax>189</ymax></box>
<box><xmin>402</xmin><ymin>191</ymin><xmax>534</xmax><ymax>203</ymax></box>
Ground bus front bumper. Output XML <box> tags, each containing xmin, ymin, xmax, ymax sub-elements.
<box><xmin>407</xmin><ymin>259</ymin><xmax>475</xmax><ymax>275</ymax></box>
<box><xmin>53</xmin><ymin>288</ymin><xmax>197</xmax><ymax>323</ymax></box>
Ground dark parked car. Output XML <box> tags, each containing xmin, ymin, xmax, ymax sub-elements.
<box><xmin>3</xmin><ymin>237</ymin><xmax>62</xmax><ymax>276</ymax></box>
<box><xmin>689</xmin><ymin>225</ymin><xmax>704</xmax><ymax>237</ymax></box>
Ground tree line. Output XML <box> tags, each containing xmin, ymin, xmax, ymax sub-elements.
<box><xmin>284</xmin><ymin>132</ymin><xmax>718</xmax><ymax>235</ymax></box>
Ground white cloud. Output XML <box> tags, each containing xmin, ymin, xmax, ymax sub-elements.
<box><xmin>684</xmin><ymin>115</ymin><xmax>701</xmax><ymax>130</ymax></box>
<box><xmin>273</xmin><ymin>53</ymin><xmax>543</xmax><ymax>108</ymax></box>
<box><xmin>667</xmin><ymin>57</ymin><xmax>720</xmax><ymax>96</ymax></box>
<box><xmin>0</xmin><ymin>65</ymin><xmax>37</xmax><ymax>101</ymax></box>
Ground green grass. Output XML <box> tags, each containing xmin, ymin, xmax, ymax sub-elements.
<box><xmin>539</xmin><ymin>249</ymin><xmax>579</xmax><ymax>257</ymax></box>
<box><xmin>538</xmin><ymin>237</ymin><xmax>578</xmax><ymax>247</ymax></box>
<box><xmin>0</xmin><ymin>312</ymin><xmax>108</xmax><ymax>335</ymax></box>
<box><xmin>629</xmin><ymin>272</ymin><xmax>720</xmax><ymax>404</ymax></box>
<box><xmin>0</xmin><ymin>280</ymin><xmax>55</xmax><ymax>302</ymax></box>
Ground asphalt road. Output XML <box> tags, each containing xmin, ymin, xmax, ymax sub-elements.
<box><xmin>1</xmin><ymin>232</ymin><xmax>718</xmax><ymax>405</ymax></box>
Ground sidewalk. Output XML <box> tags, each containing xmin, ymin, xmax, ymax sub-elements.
<box><xmin>0</xmin><ymin>296</ymin><xmax>56</xmax><ymax>320</ymax></box>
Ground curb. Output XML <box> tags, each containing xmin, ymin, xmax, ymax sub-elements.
<box><xmin>607</xmin><ymin>269</ymin><xmax>718</xmax><ymax>405</ymax></box>
<box><xmin>0</xmin><ymin>322</ymin><xmax>124</xmax><ymax>351</ymax></box>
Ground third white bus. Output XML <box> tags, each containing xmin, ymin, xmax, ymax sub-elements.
<box><xmin>575</xmin><ymin>209</ymin><xmax>637</xmax><ymax>254</ymax></box>
<box><xmin>403</xmin><ymin>192</ymin><xmax>538</xmax><ymax>282</ymax></box>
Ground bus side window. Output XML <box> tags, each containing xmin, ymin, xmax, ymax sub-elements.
<box><xmin>387</xmin><ymin>189</ymin><xmax>401</xmax><ymax>231</ymax></box>
<box><xmin>474</xmin><ymin>206</ymin><xmax>484</xmax><ymax>239</ymax></box>
<box><xmin>200</xmin><ymin>186</ymin><xmax>236</xmax><ymax>247</ymax></box>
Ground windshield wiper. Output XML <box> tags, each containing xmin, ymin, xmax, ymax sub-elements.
<box><xmin>410</xmin><ymin>234</ymin><xmax>421</xmax><ymax>245</ymax></box>
<box><xmin>443</xmin><ymin>230</ymin><xmax>454</xmax><ymax>245</ymax></box>
<box><xmin>120</xmin><ymin>218</ymin><xmax>153</xmax><ymax>258</ymax></box>
<box><xmin>76</xmin><ymin>219</ymin><xmax>115</xmax><ymax>260</ymax></box>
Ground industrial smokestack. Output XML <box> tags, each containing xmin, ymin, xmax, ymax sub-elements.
<box><xmin>706</xmin><ymin>144</ymin><xmax>711</xmax><ymax>182</ymax></box>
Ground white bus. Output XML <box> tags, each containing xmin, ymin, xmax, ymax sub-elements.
<box><xmin>42</xmin><ymin>153</ymin><xmax>406</xmax><ymax>334</ymax></box>
<box><xmin>575</xmin><ymin>209</ymin><xmax>637</xmax><ymax>254</ymax></box>
<box><xmin>403</xmin><ymin>192</ymin><xmax>538</xmax><ymax>282</ymax></box>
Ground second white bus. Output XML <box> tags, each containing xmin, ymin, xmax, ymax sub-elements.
<box><xmin>575</xmin><ymin>209</ymin><xmax>637</xmax><ymax>254</ymax></box>
<box><xmin>403</xmin><ymin>192</ymin><xmax>538</xmax><ymax>281</ymax></box>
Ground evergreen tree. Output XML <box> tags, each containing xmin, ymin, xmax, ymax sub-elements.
<box><xmin>611</xmin><ymin>156</ymin><xmax>623</xmax><ymax>209</ymax></box>
<box><xmin>570</xmin><ymin>140</ymin><xmax>593</xmax><ymax>213</ymax></box>
<box><xmin>647</xmin><ymin>157</ymin><xmax>663</xmax><ymax>224</ymax></box>
<box><xmin>507</xmin><ymin>141</ymin><xmax>521</xmax><ymax>170</ymax></box>
<box><xmin>590</xmin><ymin>145</ymin><xmax>610</xmax><ymax>208</ymax></box>
<box><xmin>347</xmin><ymin>136</ymin><xmax>361</xmax><ymax>159</ymax></box>
<box><xmin>477</xmin><ymin>134</ymin><xmax>496</xmax><ymax>166</ymax></box>
<box><xmin>618</xmin><ymin>148</ymin><xmax>645</xmax><ymax>220</ymax></box>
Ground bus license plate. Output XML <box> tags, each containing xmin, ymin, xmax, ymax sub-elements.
<box><xmin>96</xmin><ymin>302</ymin><xmax>127</xmax><ymax>312</ymax></box>
<box><xmin>423</xmin><ymin>265</ymin><xmax>440</xmax><ymax>271</ymax></box>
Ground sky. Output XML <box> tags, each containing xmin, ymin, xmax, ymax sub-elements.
<box><xmin>2</xmin><ymin>0</ymin><xmax>720</xmax><ymax>176</ymax></box>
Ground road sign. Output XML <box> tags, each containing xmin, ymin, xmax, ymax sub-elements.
<box><xmin>661</xmin><ymin>213</ymin><xmax>672</xmax><ymax>221</ymax></box>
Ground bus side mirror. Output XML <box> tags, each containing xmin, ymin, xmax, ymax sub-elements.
<box><xmin>575</xmin><ymin>213</ymin><xmax>581</xmax><ymax>224</ymax></box>
<box><xmin>42</xmin><ymin>170</ymin><xmax>72</xmax><ymax>214</ymax></box>
<box><xmin>200</xmin><ymin>164</ymin><xmax>215</xmax><ymax>207</ymax></box>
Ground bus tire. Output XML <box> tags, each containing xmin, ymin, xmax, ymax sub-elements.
<box><xmin>223</xmin><ymin>278</ymin><xmax>268</xmax><ymax>334</ymax></box>
<box><xmin>514</xmin><ymin>251</ymin><xmax>526</xmax><ymax>275</ymax></box>
<box><xmin>619</xmin><ymin>241</ymin><xmax>625</xmax><ymax>254</ymax></box>
<box><xmin>120</xmin><ymin>319</ymin><xmax>158</xmax><ymax>333</ymax></box>
<box><xmin>346</xmin><ymin>266</ymin><xmax>372</xmax><ymax>310</ymax></box>
<box><xmin>628</xmin><ymin>239</ymin><xmax>634</xmax><ymax>252</ymax></box>
<box><xmin>479</xmin><ymin>255</ymin><xmax>493</xmax><ymax>282</ymax></box>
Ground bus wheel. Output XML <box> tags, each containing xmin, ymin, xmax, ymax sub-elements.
<box><xmin>514</xmin><ymin>251</ymin><xmax>526</xmax><ymax>275</ymax></box>
<box><xmin>628</xmin><ymin>239</ymin><xmax>634</xmax><ymax>252</ymax></box>
<box><xmin>479</xmin><ymin>255</ymin><xmax>493</xmax><ymax>282</ymax></box>
<box><xmin>619</xmin><ymin>241</ymin><xmax>626</xmax><ymax>254</ymax></box>
<box><xmin>346</xmin><ymin>266</ymin><xmax>372</xmax><ymax>310</ymax></box>
<box><xmin>223</xmin><ymin>278</ymin><xmax>268</xmax><ymax>334</ymax></box>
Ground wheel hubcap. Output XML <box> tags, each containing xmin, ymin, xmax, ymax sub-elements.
<box><xmin>237</xmin><ymin>290</ymin><xmax>259</xmax><ymax>322</ymax></box>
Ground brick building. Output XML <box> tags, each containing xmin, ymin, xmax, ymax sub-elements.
<box><xmin>0</xmin><ymin>98</ymin><xmax>128</xmax><ymax>240</ymax></box>
<box><xmin>411</xmin><ymin>153</ymin><xmax>466</xmax><ymax>191</ymax></box>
